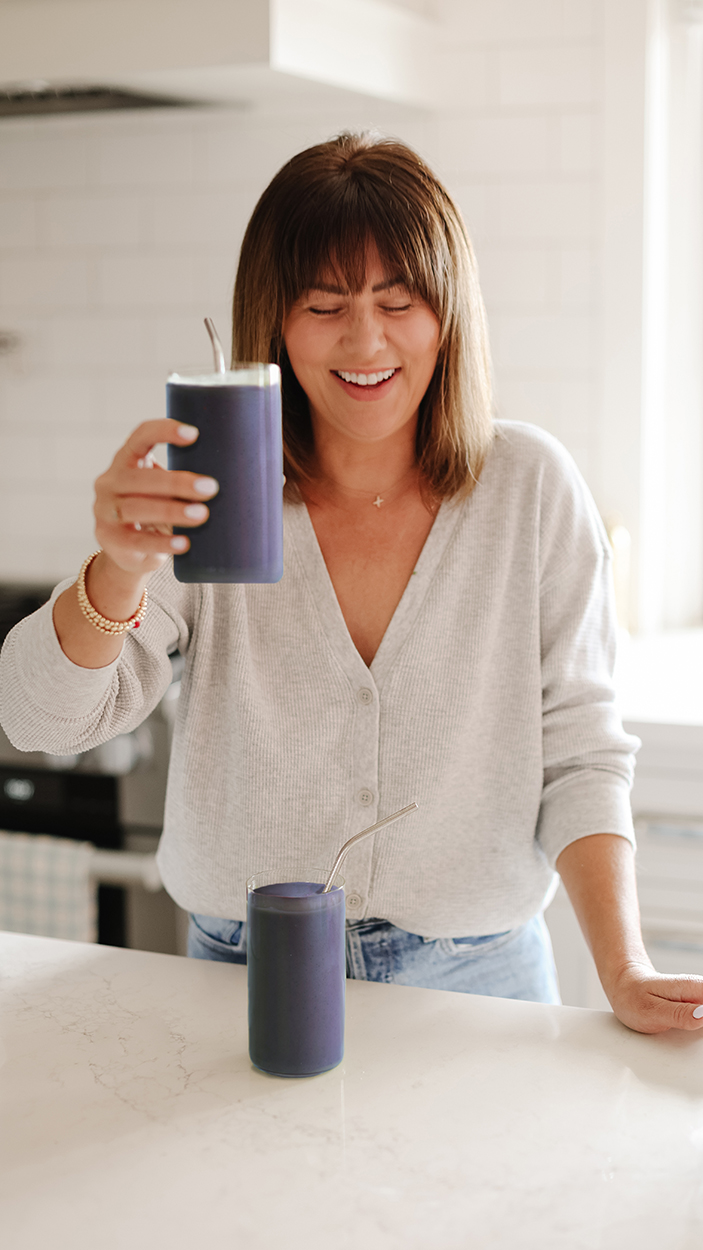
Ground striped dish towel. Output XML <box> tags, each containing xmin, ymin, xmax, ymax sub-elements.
<box><xmin>0</xmin><ymin>830</ymin><xmax>97</xmax><ymax>942</ymax></box>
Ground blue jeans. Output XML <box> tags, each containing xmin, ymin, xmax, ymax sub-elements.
<box><xmin>187</xmin><ymin>912</ymin><xmax>561</xmax><ymax>1004</ymax></box>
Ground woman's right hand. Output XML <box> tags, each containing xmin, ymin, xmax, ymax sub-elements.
<box><xmin>93</xmin><ymin>418</ymin><xmax>219</xmax><ymax>577</ymax></box>
<box><xmin>53</xmin><ymin>419</ymin><xmax>219</xmax><ymax>668</ymax></box>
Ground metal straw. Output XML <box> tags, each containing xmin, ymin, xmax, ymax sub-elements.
<box><xmin>204</xmin><ymin>317</ymin><xmax>226</xmax><ymax>374</ymax></box>
<box><xmin>322</xmin><ymin>802</ymin><xmax>418</xmax><ymax>893</ymax></box>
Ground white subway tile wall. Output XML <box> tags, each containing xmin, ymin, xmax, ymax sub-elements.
<box><xmin>0</xmin><ymin>199</ymin><xmax>39</xmax><ymax>248</ymax></box>
<box><xmin>497</xmin><ymin>46</ymin><xmax>595</xmax><ymax>109</ymax></box>
<box><xmin>442</xmin><ymin>0</ymin><xmax>567</xmax><ymax>44</ymax></box>
<box><xmin>0</xmin><ymin>0</ymin><xmax>601</xmax><ymax>581</ymax></box>
<box><xmin>434</xmin><ymin>0</ymin><xmax>601</xmax><ymax>485</ymax></box>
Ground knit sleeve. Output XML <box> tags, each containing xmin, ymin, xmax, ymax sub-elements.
<box><xmin>534</xmin><ymin>442</ymin><xmax>640</xmax><ymax>867</ymax></box>
<box><xmin>0</xmin><ymin>560</ymin><xmax>195</xmax><ymax>756</ymax></box>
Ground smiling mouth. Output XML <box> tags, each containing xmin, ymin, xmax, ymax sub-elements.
<box><xmin>334</xmin><ymin>368</ymin><xmax>397</xmax><ymax>387</ymax></box>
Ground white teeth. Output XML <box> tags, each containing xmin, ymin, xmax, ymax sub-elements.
<box><xmin>337</xmin><ymin>368</ymin><xmax>396</xmax><ymax>386</ymax></box>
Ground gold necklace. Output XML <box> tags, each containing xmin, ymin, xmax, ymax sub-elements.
<box><xmin>313</xmin><ymin>465</ymin><xmax>420</xmax><ymax>510</ymax></box>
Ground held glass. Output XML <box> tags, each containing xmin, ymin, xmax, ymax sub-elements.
<box><xmin>246</xmin><ymin>868</ymin><xmax>345</xmax><ymax>1077</ymax></box>
<box><xmin>166</xmin><ymin>363</ymin><xmax>283</xmax><ymax>584</ymax></box>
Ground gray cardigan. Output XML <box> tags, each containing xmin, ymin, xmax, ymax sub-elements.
<box><xmin>0</xmin><ymin>422</ymin><xmax>638</xmax><ymax>936</ymax></box>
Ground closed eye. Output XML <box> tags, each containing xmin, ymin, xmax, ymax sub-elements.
<box><xmin>304</xmin><ymin>297</ymin><xmax>413</xmax><ymax>315</ymax></box>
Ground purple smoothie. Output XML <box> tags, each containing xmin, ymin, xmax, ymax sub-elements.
<box><xmin>166</xmin><ymin>366</ymin><xmax>283</xmax><ymax>583</ymax></box>
<box><xmin>247</xmin><ymin>879</ymin><xmax>345</xmax><ymax>1077</ymax></box>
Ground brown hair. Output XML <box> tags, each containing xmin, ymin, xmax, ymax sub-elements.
<box><xmin>232</xmin><ymin>131</ymin><xmax>493</xmax><ymax>500</ymax></box>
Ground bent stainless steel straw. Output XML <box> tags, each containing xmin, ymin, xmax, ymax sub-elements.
<box><xmin>204</xmin><ymin>317</ymin><xmax>226</xmax><ymax>374</ymax></box>
<box><xmin>322</xmin><ymin>802</ymin><xmax>419</xmax><ymax>893</ymax></box>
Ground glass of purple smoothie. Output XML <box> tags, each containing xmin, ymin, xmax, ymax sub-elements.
<box><xmin>166</xmin><ymin>363</ymin><xmax>283</xmax><ymax>584</ymax></box>
<box><xmin>246</xmin><ymin>868</ymin><xmax>346</xmax><ymax>1077</ymax></box>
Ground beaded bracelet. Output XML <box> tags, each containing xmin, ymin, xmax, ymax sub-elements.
<box><xmin>76</xmin><ymin>551</ymin><xmax>148</xmax><ymax>636</ymax></box>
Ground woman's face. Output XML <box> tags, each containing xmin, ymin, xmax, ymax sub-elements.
<box><xmin>282</xmin><ymin>245</ymin><xmax>441</xmax><ymax>450</ymax></box>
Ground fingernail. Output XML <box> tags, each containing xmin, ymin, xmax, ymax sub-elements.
<box><xmin>178</xmin><ymin>424</ymin><xmax>198</xmax><ymax>441</ymax></box>
<box><xmin>693</xmin><ymin>1005</ymin><xmax>703</xmax><ymax>1018</ymax></box>
<box><xmin>184</xmin><ymin>503</ymin><xmax>208</xmax><ymax>520</ymax></box>
<box><xmin>194</xmin><ymin>477</ymin><xmax>218</xmax><ymax>496</ymax></box>
<box><xmin>171</xmin><ymin>536</ymin><xmax>188</xmax><ymax>551</ymax></box>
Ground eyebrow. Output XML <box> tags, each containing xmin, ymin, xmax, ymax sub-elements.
<box><xmin>307</xmin><ymin>275</ymin><xmax>409</xmax><ymax>296</ymax></box>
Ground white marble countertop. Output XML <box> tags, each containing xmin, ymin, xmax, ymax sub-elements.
<box><xmin>2</xmin><ymin>932</ymin><xmax>703</xmax><ymax>1250</ymax></box>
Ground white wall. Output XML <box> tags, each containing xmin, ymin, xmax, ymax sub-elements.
<box><xmin>435</xmin><ymin>0</ymin><xmax>601</xmax><ymax>485</ymax></box>
<box><xmin>0</xmin><ymin>0</ymin><xmax>606</xmax><ymax>585</ymax></box>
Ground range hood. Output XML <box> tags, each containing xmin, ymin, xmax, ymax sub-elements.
<box><xmin>0</xmin><ymin>0</ymin><xmax>439</xmax><ymax>111</ymax></box>
<box><xmin>0</xmin><ymin>85</ymin><xmax>194</xmax><ymax>116</ymax></box>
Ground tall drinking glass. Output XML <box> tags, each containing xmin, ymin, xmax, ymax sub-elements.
<box><xmin>246</xmin><ymin>869</ymin><xmax>346</xmax><ymax>1077</ymax></box>
<box><xmin>166</xmin><ymin>363</ymin><xmax>283</xmax><ymax>583</ymax></box>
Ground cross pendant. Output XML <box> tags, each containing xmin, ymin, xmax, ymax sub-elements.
<box><xmin>372</xmin><ymin>495</ymin><xmax>384</xmax><ymax>508</ymax></box>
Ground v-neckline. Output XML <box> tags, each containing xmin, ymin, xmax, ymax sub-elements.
<box><xmin>285</xmin><ymin>496</ymin><xmax>466</xmax><ymax>693</ymax></box>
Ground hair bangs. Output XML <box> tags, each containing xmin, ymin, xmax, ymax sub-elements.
<box><xmin>278</xmin><ymin>176</ymin><xmax>447</xmax><ymax>320</ymax></box>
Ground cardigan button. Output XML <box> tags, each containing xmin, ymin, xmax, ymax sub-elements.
<box><xmin>347</xmin><ymin>893</ymin><xmax>362</xmax><ymax>909</ymax></box>
<box><xmin>357</xmin><ymin>789</ymin><xmax>374</xmax><ymax>806</ymax></box>
<box><xmin>357</xmin><ymin>687</ymin><xmax>373</xmax><ymax>705</ymax></box>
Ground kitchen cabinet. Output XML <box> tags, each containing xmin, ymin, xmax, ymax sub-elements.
<box><xmin>2</xmin><ymin>930</ymin><xmax>702</xmax><ymax>1249</ymax></box>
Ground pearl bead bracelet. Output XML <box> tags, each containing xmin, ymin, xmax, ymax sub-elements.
<box><xmin>76</xmin><ymin>551</ymin><xmax>148</xmax><ymax>636</ymax></box>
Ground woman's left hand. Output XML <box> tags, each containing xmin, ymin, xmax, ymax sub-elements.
<box><xmin>603</xmin><ymin>959</ymin><xmax>703</xmax><ymax>1034</ymax></box>
<box><xmin>556</xmin><ymin>835</ymin><xmax>703</xmax><ymax>1036</ymax></box>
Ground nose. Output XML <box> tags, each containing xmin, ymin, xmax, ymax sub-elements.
<box><xmin>342</xmin><ymin>306</ymin><xmax>386</xmax><ymax>358</ymax></box>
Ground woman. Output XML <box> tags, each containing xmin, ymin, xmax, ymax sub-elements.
<box><xmin>1</xmin><ymin>133</ymin><xmax>702</xmax><ymax>1032</ymax></box>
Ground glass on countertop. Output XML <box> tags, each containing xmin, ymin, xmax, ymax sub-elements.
<box><xmin>246</xmin><ymin>868</ymin><xmax>345</xmax><ymax>1077</ymax></box>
